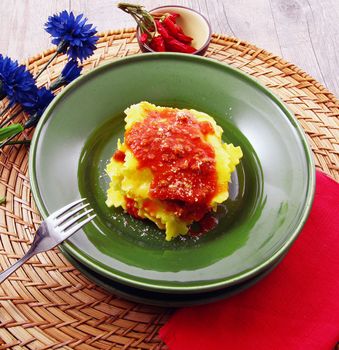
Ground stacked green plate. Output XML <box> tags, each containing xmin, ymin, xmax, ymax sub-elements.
<box><xmin>29</xmin><ymin>54</ymin><xmax>315</xmax><ymax>306</ymax></box>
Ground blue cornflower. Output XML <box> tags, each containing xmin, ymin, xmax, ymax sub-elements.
<box><xmin>22</xmin><ymin>87</ymin><xmax>54</xmax><ymax>117</ymax></box>
<box><xmin>26</xmin><ymin>87</ymin><xmax>54</xmax><ymax>116</ymax></box>
<box><xmin>0</xmin><ymin>54</ymin><xmax>38</xmax><ymax>106</ymax></box>
<box><xmin>23</xmin><ymin>87</ymin><xmax>54</xmax><ymax>129</ymax></box>
<box><xmin>0</xmin><ymin>87</ymin><xmax>54</xmax><ymax>147</ymax></box>
<box><xmin>45</xmin><ymin>11</ymin><xmax>98</xmax><ymax>61</ymax></box>
<box><xmin>50</xmin><ymin>59</ymin><xmax>82</xmax><ymax>90</ymax></box>
<box><xmin>60</xmin><ymin>59</ymin><xmax>82</xmax><ymax>83</ymax></box>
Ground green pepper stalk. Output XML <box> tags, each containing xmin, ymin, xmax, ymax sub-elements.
<box><xmin>118</xmin><ymin>3</ymin><xmax>159</xmax><ymax>37</ymax></box>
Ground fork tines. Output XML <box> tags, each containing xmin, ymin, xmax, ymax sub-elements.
<box><xmin>53</xmin><ymin>198</ymin><xmax>96</xmax><ymax>236</ymax></box>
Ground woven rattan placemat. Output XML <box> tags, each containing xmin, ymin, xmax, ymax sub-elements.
<box><xmin>0</xmin><ymin>29</ymin><xmax>338</xmax><ymax>350</ymax></box>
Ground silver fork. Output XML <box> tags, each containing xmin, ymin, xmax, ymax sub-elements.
<box><xmin>0</xmin><ymin>198</ymin><xmax>96</xmax><ymax>284</ymax></box>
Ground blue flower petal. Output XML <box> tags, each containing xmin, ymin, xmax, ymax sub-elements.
<box><xmin>60</xmin><ymin>59</ymin><xmax>82</xmax><ymax>84</ymax></box>
<box><xmin>45</xmin><ymin>10</ymin><xmax>98</xmax><ymax>62</ymax></box>
<box><xmin>23</xmin><ymin>87</ymin><xmax>54</xmax><ymax>117</ymax></box>
<box><xmin>0</xmin><ymin>54</ymin><xmax>38</xmax><ymax>107</ymax></box>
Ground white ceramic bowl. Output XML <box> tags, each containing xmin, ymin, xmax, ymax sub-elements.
<box><xmin>137</xmin><ymin>5</ymin><xmax>212</xmax><ymax>55</ymax></box>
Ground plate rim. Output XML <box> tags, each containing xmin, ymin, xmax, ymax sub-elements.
<box><xmin>59</xmin><ymin>245</ymin><xmax>284</xmax><ymax>307</ymax></box>
<box><xmin>29</xmin><ymin>52</ymin><xmax>316</xmax><ymax>292</ymax></box>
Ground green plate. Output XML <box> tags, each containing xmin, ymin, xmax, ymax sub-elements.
<box><xmin>29</xmin><ymin>53</ymin><xmax>315</xmax><ymax>293</ymax></box>
<box><xmin>59</xmin><ymin>246</ymin><xmax>284</xmax><ymax>307</ymax></box>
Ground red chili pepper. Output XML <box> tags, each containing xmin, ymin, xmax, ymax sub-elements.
<box><xmin>155</xmin><ymin>20</ymin><xmax>172</xmax><ymax>41</ymax></box>
<box><xmin>157</xmin><ymin>19</ymin><xmax>194</xmax><ymax>45</ymax></box>
<box><xmin>162</xmin><ymin>16</ymin><xmax>182</xmax><ymax>36</ymax></box>
<box><xmin>162</xmin><ymin>17</ymin><xmax>193</xmax><ymax>43</ymax></box>
<box><xmin>150</xmin><ymin>35</ymin><xmax>166</xmax><ymax>52</ymax></box>
<box><xmin>165</xmin><ymin>38</ymin><xmax>196</xmax><ymax>53</ymax></box>
<box><xmin>167</xmin><ymin>13</ymin><xmax>180</xmax><ymax>23</ymax></box>
<box><xmin>174</xmin><ymin>32</ymin><xmax>193</xmax><ymax>43</ymax></box>
<box><xmin>140</xmin><ymin>33</ymin><xmax>148</xmax><ymax>44</ymax></box>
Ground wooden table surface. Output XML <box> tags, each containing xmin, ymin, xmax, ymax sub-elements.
<box><xmin>0</xmin><ymin>0</ymin><xmax>338</xmax><ymax>97</ymax></box>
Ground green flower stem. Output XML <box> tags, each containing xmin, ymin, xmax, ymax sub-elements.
<box><xmin>34</xmin><ymin>41</ymin><xmax>67</xmax><ymax>80</ymax></box>
<box><xmin>34</xmin><ymin>50</ymin><xmax>59</xmax><ymax>80</ymax></box>
<box><xmin>0</xmin><ymin>130</ymin><xmax>21</xmax><ymax>149</ymax></box>
<box><xmin>23</xmin><ymin>113</ymin><xmax>40</xmax><ymax>129</ymax></box>
<box><xmin>0</xmin><ymin>123</ymin><xmax>24</xmax><ymax>142</ymax></box>
<box><xmin>0</xmin><ymin>122</ymin><xmax>33</xmax><ymax>149</ymax></box>
<box><xmin>49</xmin><ymin>78</ymin><xmax>65</xmax><ymax>91</ymax></box>
<box><xmin>0</xmin><ymin>123</ymin><xmax>24</xmax><ymax>149</ymax></box>
<box><xmin>7</xmin><ymin>139</ymin><xmax>30</xmax><ymax>145</ymax></box>
<box><xmin>0</xmin><ymin>108</ymin><xmax>22</xmax><ymax>128</ymax></box>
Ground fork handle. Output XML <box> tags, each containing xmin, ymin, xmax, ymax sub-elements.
<box><xmin>0</xmin><ymin>249</ymin><xmax>35</xmax><ymax>284</ymax></box>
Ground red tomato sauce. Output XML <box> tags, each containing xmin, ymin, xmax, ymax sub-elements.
<box><xmin>113</xmin><ymin>150</ymin><xmax>125</xmax><ymax>162</ymax></box>
<box><xmin>125</xmin><ymin>196</ymin><xmax>140</xmax><ymax>219</ymax></box>
<box><xmin>189</xmin><ymin>214</ymin><xmax>219</xmax><ymax>236</ymax></box>
<box><xmin>125</xmin><ymin>108</ymin><xmax>218</xmax><ymax>221</ymax></box>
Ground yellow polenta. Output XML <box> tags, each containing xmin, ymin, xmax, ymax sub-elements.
<box><xmin>105</xmin><ymin>102</ymin><xmax>242</xmax><ymax>240</ymax></box>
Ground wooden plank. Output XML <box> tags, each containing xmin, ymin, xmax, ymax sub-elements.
<box><xmin>0</xmin><ymin>0</ymin><xmax>69</xmax><ymax>61</ymax></box>
<box><xmin>0</xmin><ymin>0</ymin><xmax>337</xmax><ymax>96</ymax></box>
<box><xmin>303</xmin><ymin>0</ymin><xmax>339</xmax><ymax>95</ymax></box>
<box><xmin>70</xmin><ymin>0</ymin><xmax>201</xmax><ymax>33</ymax></box>
<box><xmin>270</xmin><ymin>0</ymin><xmax>339</xmax><ymax>95</ymax></box>
<box><xmin>210</xmin><ymin>0</ymin><xmax>282</xmax><ymax>56</ymax></box>
<box><xmin>70</xmin><ymin>0</ymin><xmax>281</xmax><ymax>56</ymax></box>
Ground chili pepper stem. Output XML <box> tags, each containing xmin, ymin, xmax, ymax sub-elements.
<box><xmin>118</xmin><ymin>2</ymin><xmax>158</xmax><ymax>36</ymax></box>
<box><xmin>129</xmin><ymin>13</ymin><xmax>154</xmax><ymax>36</ymax></box>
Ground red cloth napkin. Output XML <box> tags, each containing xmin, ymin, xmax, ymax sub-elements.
<box><xmin>160</xmin><ymin>171</ymin><xmax>339</xmax><ymax>350</ymax></box>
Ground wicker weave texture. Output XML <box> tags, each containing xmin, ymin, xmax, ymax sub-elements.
<box><xmin>0</xmin><ymin>29</ymin><xmax>338</xmax><ymax>350</ymax></box>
